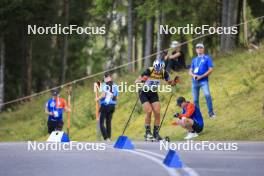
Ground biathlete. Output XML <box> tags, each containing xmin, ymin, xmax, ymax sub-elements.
<box><xmin>45</xmin><ymin>89</ymin><xmax>70</xmax><ymax>134</ymax></box>
<box><xmin>171</xmin><ymin>96</ymin><xmax>204</xmax><ymax>140</ymax></box>
<box><xmin>135</xmin><ymin>59</ymin><xmax>178</xmax><ymax>141</ymax></box>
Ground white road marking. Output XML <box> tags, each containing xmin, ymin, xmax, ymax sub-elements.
<box><xmin>136</xmin><ymin>148</ymin><xmax>200</xmax><ymax>176</ymax></box>
<box><xmin>106</xmin><ymin>145</ymin><xmax>180</xmax><ymax>176</ymax></box>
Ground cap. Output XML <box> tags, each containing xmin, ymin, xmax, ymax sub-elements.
<box><xmin>170</xmin><ymin>41</ymin><xmax>179</xmax><ymax>48</ymax></box>
<box><xmin>196</xmin><ymin>43</ymin><xmax>204</xmax><ymax>48</ymax></box>
<box><xmin>104</xmin><ymin>72</ymin><xmax>111</xmax><ymax>78</ymax></box>
<box><xmin>176</xmin><ymin>96</ymin><xmax>186</xmax><ymax>106</ymax></box>
<box><xmin>51</xmin><ymin>89</ymin><xmax>60</xmax><ymax>96</ymax></box>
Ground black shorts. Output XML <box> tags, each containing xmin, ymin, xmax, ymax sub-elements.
<box><xmin>139</xmin><ymin>91</ymin><xmax>159</xmax><ymax>104</ymax></box>
<box><xmin>192</xmin><ymin>120</ymin><xmax>203</xmax><ymax>133</ymax></box>
<box><xmin>47</xmin><ymin>120</ymin><xmax>64</xmax><ymax>134</ymax></box>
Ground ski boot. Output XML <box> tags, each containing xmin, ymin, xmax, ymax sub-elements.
<box><xmin>153</xmin><ymin>132</ymin><xmax>163</xmax><ymax>142</ymax></box>
<box><xmin>144</xmin><ymin>131</ymin><xmax>154</xmax><ymax>142</ymax></box>
<box><xmin>144</xmin><ymin>125</ymin><xmax>154</xmax><ymax>142</ymax></box>
<box><xmin>153</xmin><ymin>126</ymin><xmax>163</xmax><ymax>142</ymax></box>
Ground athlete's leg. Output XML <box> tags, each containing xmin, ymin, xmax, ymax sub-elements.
<box><xmin>56</xmin><ymin>120</ymin><xmax>64</xmax><ymax>131</ymax></box>
<box><xmin>151</xmin><ymin>101</ymin><xmax>163</xmax><ymax>140</ymax></box>
<box><xmin>143</xmin><ymin>102</ymin><xmax>153</xmax><ymax>126</ymax></box>
<box><xmin>177</xmin><ymin>118</ymin><xmax>194</xmax><ymax>132</ymax></box>
<box><xmin>192</xmin><ymin>81</ymin><xmax>200</xmax><ymax>108</ymax></box>
<box><xmin>47</xmin><ymin>121</ymin><xmax>56</xmax><ymax>134</ymax></box>
<box><xmin>106</xmin><ymin>105</ymin><xmax>115</xmax><ymax>139</ymax></box>
<box><xmin>143</xmin><ymin>102</ymin><xmax>153</xmax><ymax>138</ymax></box>
<box><xmin>151</xmin><ymin>102</ymin><xmax>161</xmax><ymax>126</ymax></box>
<box><xmin>99</xmin><ymin>106</ymin><xmax>108</xmax><ymax>140</ymax></box>
<box><xmin>200</xmin><ymin>81</ymin><xmax>214</xmax><ymax>114</ymax></box>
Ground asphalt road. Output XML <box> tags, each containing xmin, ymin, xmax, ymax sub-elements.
<box><xmin>0</xmin><ymin>141</ymin><xmax>263</xmax><ymax>176</ymax></box>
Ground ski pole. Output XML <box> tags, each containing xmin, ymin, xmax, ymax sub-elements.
<box><xmin>67</xmin><ymin>85</ymin><xmax>72</xmax><ymax>136</ymax></box>
<box><xmin>121</xmin><ymin>94</ymin><xmax>140</xmax><ymax>136</ymax></box>
<box><xmin>95</xmin><ymin>81</ymin><xmax>102</xmax><ymax>140</ymax></box>
<box><xmin>158</xmin><ymin>92</ymin><xmax>173</xmax><ymax>133</ymax></box>
<box><xmin>158</xmin><ymin>76</ymin><xmax>180</xmax><ymax>133</ymax></box>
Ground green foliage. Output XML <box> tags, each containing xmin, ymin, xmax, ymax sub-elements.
<box><xmin>0</xmin><ymin>0</ymin><xmax>264</xmax><ymax>141</ymax></box>
<box><xmin>91</xmin><ymin>0</ymin><xmax>114</xmax><ymax>15</ymax></box>
<box><xmin>0</xmin><ymin>47</ymin><xmax>264</xmax><ymax>141</ymax></box>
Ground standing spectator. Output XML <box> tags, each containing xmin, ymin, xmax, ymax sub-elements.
<box><xmin>97</xmin><ymin>73</ymin><xmax>118</xmax><ymax>141</ymax></box>
<box><xmin>164</xmin><ymin>41</ymin><xmax>186</xmax><ymax>72</ymax></box>
<box><xmin>189</xmin><ymin>43</ymin><xmax>216</xmax><ymax>118</ymax></box>
<box><xmin>45</xmin><ymin>89</ymin><xmax>70</xmax><ymax>134</ymax></box>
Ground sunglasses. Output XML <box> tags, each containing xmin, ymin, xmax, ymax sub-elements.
<box><xmin>196</xmin><ymin>47</ymin><xmax>204</xmax><ymax>49</ymax></box>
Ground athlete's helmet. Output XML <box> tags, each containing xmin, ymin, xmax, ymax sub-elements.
<box><xmin>153</xmin><ymin>59</ymin><xmax>165</xmax><ymax>72</ymax></box>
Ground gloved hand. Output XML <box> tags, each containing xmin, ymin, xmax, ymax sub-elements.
<box><xmin>174</xmin><ymin>76</ymin><xmax>180</xmax><ymax>83</ymax></box>
<box><xmin>173</xmin><ymin>113</ymin><xmax>180</xmax><ymax>118</ymax></box>
<box><xmin>169</xmin><ymin>76</ymin><xmax>180</xmax><ymax>86</ymax></box>
<box><xmin>141</xmin><ymin>76</ymin><xmax>149</xmax><ymax>82</ymax></box>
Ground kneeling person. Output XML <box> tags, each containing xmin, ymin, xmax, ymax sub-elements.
<box><xmin>172</xmin><ymin>96</ymin><xmax>204</xmax><ymax>140</ymax></box>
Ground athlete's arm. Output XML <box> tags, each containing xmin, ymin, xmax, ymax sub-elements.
<box><xmin>45</xmin><ymin>107</ymin><xmax>52</xmax><ymax>115</ymax></box>
<box><xmin>179</xmin><ymin>103</ymin><xmax>195</xmax><ymax>118</ymax></box>
<box><xmin>189</xmin><ymin>68</ymin><xmax>195</xmax><ymax>77</ymax></box>
<box><xmin>166</xmin><ymin>73</ymin><xmax>180</xmax><ymax>86</ymax></box>
<box><xmin>135</xmin><ymin>69</ymin><xmax>150</xmax><ymax>83</ymax></box>
<box><xmin>45</xmin><ymin>103</ymin><xmax>53</xmax><ymax>116</ymax></box>
<box><xmin>189</xmin><ymin>59</ymin><xmax>199</xmax><ymax>79</ymax></box>
<box><xmin>196</xmin><ymin>68</ymin><xmax>213</xmax><ymax>80</ymax></box>
<box><xmin>61</xmin><ymin>99</ymin><xmax>71</xmax><ymax>112</ymax></box>
<box><xmin>196</xmin><ymin>56</ymin><xmax>214</xmax><ymax>80</ymax></box>
<box><xmin>96</xmin><ymin>92</ymin><xmax>106</xmax><ymax>101</ymax></box>
<box><xmin>135</xmin><ymin>76</ymin><xmax>148</xmax><ymax>83</ymax></box>
<box><xmin>168</xmin><ymin>52</ymin><xmax>181</xmax><ymax>60</ymax></box>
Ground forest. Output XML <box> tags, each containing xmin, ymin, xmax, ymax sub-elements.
<box><xmin>0</xmin><ymin>0</ymin><xmax>263</xmax><ymax>109</ymax></box>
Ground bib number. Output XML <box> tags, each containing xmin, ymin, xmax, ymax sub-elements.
<box><xmin>145</xmin><ymin>80</ymin><xmax>160</xmax><ymax>86</ymax></box>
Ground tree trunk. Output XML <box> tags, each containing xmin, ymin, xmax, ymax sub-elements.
<box><xmin>144</xmin><ymin>17</ymin><xmax>154</xmax><ymax>67</ymax></box>
<box><xmin>226</xmin><ymin>0</ymin><xmax>239</xmax><ymax>51</ymax></box>
<box><xmin>156</xmin><ymin>6</ymin><xmax>163</xmax><ymax>59</ymax></box>
<box><xmin>127</xmin><ymin>0</ymin><xmax>133</xmax><ymax>71</ymax></box>
<box><xmin>21</xmin><ymin>30</ymin><xmax>32</xmax><ymax>97</ymax></box>
<box><xmin>133</xmin><ymin>33</ymin><xmax>138</xmax><ymax>71</ymax></box>
<box><xmin>242</xmin><ymin>0</ymin><xmax>248</xmax><ymax>46</ymax></box>
<box><xmin>0</xmin><ymin>36</ymin><xmax>5</xmax><ymax>111</ymax></box>
<box><xmin>221</xmin><ymin>0</ymin><xmax>240</xmax><ymax>53</ymax></box>
<box><xmin>21</xmin><ymin>25</ymin><xmax>32</xmax><ymax>96</ymax></box>
<box><xmin>133</xmin><ymin>9</ymin><xmax>138</xmax><ymax>71</ymax></box>
<box><xmin>220</xmin><ymin>0</ymin><xmax>228</xmax><ymax>52</ymax></box>
<box><xmin>60</xmin><ymin>0</ymin><xmax>69</xmax><ymax>84</ymax></box>
<box><xmin>141</xmin><ymin>20</ymin><xmax>146</xmax><ymax>67</ymax></box>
